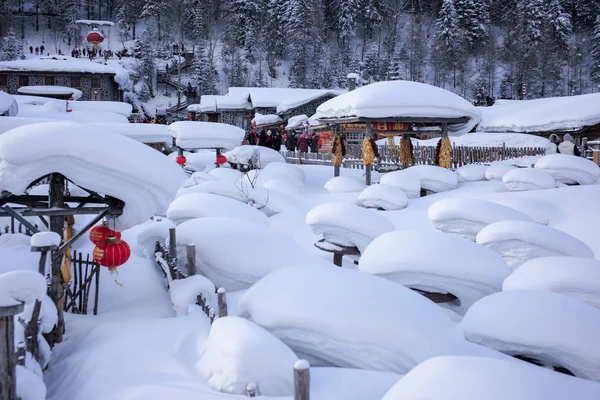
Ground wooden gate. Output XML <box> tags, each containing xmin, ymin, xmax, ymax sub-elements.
<box><xmin>64</xmin><ymin>250</ymin><xmax>100</xmax><ymax>315</ymax></box>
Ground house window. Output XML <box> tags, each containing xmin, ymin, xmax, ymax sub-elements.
<box><xmin>70</xmin><ymin>76</ymin><xmax>81</xmax><ymax>88</ymax></box>
<box><xmin>44</xmin><ymin>76</ymin><xmax>55</xmax><ymax>85</ymax></box>
<box><xmin>91</xmin><ymin>77</ymin><xmax>101</xmax><ymax>88</ymax></box>
<box><xmin>0</xmin><ymin>75</ymin><xmax>7</xmax><ymax>87</ymax></box>
<box><xmin>18</xmin><ymin>75</ymin><xmax>28</xmax><ymax>87</ymax></box>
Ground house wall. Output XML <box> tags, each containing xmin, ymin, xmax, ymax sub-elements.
<box><xmin>221</xmin><ymin>110</ymin><xmax>250</xmax><ymax>130</ymax></box>
<box><xmin>280</xmin><ymin>94</ymin><xmax>337</xmax><ymax>120</ymax></box>
<box><xmin>254</xmin><ymin>107</ymin><xmax>277</xmax><ymax>115</ymax></box>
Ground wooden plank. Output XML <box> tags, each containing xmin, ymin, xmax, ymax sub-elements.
<box><xmin>0</xmin><ymin>303</ymin><xmax>23</xmax><ymax>400</ymax></box>
<box><xmin>294</xmin><ymin>360</ymin><xmax>311</xmax><ymax>400</ymax></box>
<box><xmin>186</xmin><ymin>244</ymin><xmax>196</xmax><ymax>276</ymax></box>
<box><xmin>78</xmin><ymin>253</ymin><xmax>84</xmax><ymax>313</ymax></box>
<box><xmin>217</xmin><ymin>288</ymin><xmax>228</xmax><ymax>318</ymax></box>
<box><xmin>93</xmin><ymin>264</ymin><xmax>100</xmax><ymax>316</ymax></box>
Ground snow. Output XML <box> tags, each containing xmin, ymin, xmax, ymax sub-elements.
<box><xmin>324</xmin><ymin>176</ymin><xmax>364</xmax><ymax>193</ymax></box>
<box><xmin>428</xmin><ymin>198</ymin><xmax>532</xmax><ymax>241</ymax></box>
<box><xmin>131</xmin><ymin>219</ymin><xmax>175</xmax><ymax>259</ymax></box>
<box><xmin>0</xmin><ymin>270</ymin><xmax>47</xmax><ymax>306</ymax></box>
<box><xmin>535</xmin><ymin>154</ymin><xmax>600</xmax><ymax>185</ymax></box>
<box><xmin>456</xmin><ymin>164</ymin><xmax>487</xmax><ymax>182</ymax></box>
<box><xmin>407</xmin><ymin>165</ymin><xmax>458</xmax><ymax>193</ymax></box>
<box><xmin>170</xmin><ymin>275</ymin><xmax>216</xmax><ymax>316</ymax></box>
<box><xmin>477</xmin><ymin>94</ymin><xmax>600</xmax><ymax>133</ymax></box>
<box><xmin>207</xmin><ymin>168</ymin><xmax>242</xmax><ymax>182</ymax></box>
<box><xmin>176</xmin><ymin>217</ymin><xmax>331</xmax><ymax>291</ymax></box>
<box><xmin>240</xmin><ymin>186</ymin><xmax>306</xmax><ymax>216</ymax></box>
<box><xmin>252</xmin><ymin>112</ymin><xmax>282</xmax><ymax>126</ymax></box>
<box><xmin>17</xmin><ymin>107</ymin><xmax>129</xmax><ymax>123</ymax></box>
<box><xmin>486</xmin><ymin>197</ymin><xmax>555</xmax><ymax>225</ymax></box>
<box><xmin>503</xmin><ymin>257</ymin><xmax>600</xmax><ymax>310</ymax></box>
<box><xmin>476</xmin><ymin>220</ymin><xmax>594</xmax><ymax>269</ymax></box>
<box><xmin>197</xmin><ymin>316</ymin><xmax>298</xmax><ymax>396</ymax></box>
<box><xmin>75</xmin><ymin>19</ymin><xmax>115</xmax><ymax>26</ymax></box>
<box><xmin>228</xmin><ymin>87</ymin><xmax>339</xmax><ymax>110</ymax></box>
<box><xmin>347</xmin><ymin>73</ymin><xmax>360</xmax><ymax>80</ymax></box>
<box><xmin>306</xmin><ymin>203</ymin><xmax>395</xmax><ymax>252</ymax></box>
<box><xmin>167</xmin><ymin>193</ymin><xmax>269</xmax><ymax>226</ymax></box>
<box><xmin>276</xmin><ymin>90</ymin><xmax>342</xmax><ymax>114</ymax></box>
<box><xmin>378</xmin><ymin>170</ymin><xmax>421</xmax><ymax>198</ymax></box>
<box><xmin>381</xmin><ymin>356</ymin><xmax>600</xmax><ymax>400</ymax></box>
<box><xmin>263</xmin><ymin>162</ymin><xmax>306</xmax><ymax>182</ymax></box>
<box><xmin>0</xmin><ymin>91</ymin><xmax>19</xmax><ymax>116</ymax></box>
<box><xmin>360</xmin><ymin>230</ymin><xmax>510</xmax><ymax>314</ymax></box>
<box><xmin>459</xmin><ymin>291</ymin><xmax>600</xmax><ymax>381</ymax></box>
<box><xmin>30</xmin><ymin>232</ymin><xmax>61</xmax><ymax>247</ymax></box>
<box><xmin>223</xmin><ymin>145</ymin><xmax>285</xmax><ymax>167</ymax></box>
<box><xmin>263</xmin><ymin>179</ymin><xmax>301</xmax><ymax>195</ymax></box>
<box><xmin>0</xmin><ymin>233</ymin><xmax>32</xmax><ymax>249</ymax></box>
<box><xmin>0</xmin><ymin>56</ymin><xmax>132</xmax><ymax>91</ymax></box>
<box><xmin>0</xmin><ymin>121</ymin><xmax>186</xmax><ymax>230</ymax></box>
<box><xmin>502</xmin><ymin>168</ymin><xmax>556</xmax><ymax>191</ymax></box>
<box><xmin>17</xmin><ymin>85</ymin><xmax>83</xmax><ymax>99</ymax></box>
<box><xmin>169</xmin><ymin>121</ymin><xmax>245</xmax><ymax>150</ymax></box>
<box><xmin>238</xmin><ymin>264</ymin><xmax>510</xmax><ymax>374</ymax></box>
<box><xmin>485</xmin><ymin>164</ymin><xmax>517</xmax><ymax>180</ymax></box>
<box><xmin>357</xmin><ymin>184</ymin><xmax>408</xmax><ymax>210</ymax></box>
<box><xmin>241</xmin><ymin>168</ymin><xmax>304</xmax><ymax>187</ymax></box>
<box><xmin>87</xmin><ymin>122</ymin><xmax>172</xmax><ymax>144</ymax></box>
<box><xmin>285</xmin><ymin>114</ymin><xmax>309</xmax><ymax>130</ymax></box>
<box><xmin>0</xmin><ymin>117</ymin><xmax>61</xmax><ymax>134</ymax></box>
<box><xmin>177</xmin><ymin>180</ymin><xmax>246</xmax><ymax>202</ymax></box>
<box><xmin>70</xmin><ymin>101</ymin><xmax>133</xmax><ymax>117</ymax></box>
<box><xmin>314</xmin><ymin>81</ymin><xmax>482</xmax><ymax>136</ymax></box>
<box><xmin>17</xmin><ymin>365</ymin><xmax>46</xmax><ymax>400</ymax></box>
<box><xmin>189</xmin><ymin>171</ymin><xmax>218</xmax><ymax>185</ymax></box>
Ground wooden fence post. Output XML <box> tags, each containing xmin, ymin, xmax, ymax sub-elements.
<box><xmin>169</xmin><ymin>228</ymin><xmax>177</xmax><ymax>262</ymax></box>
<box><xmin>25</xmin><ymin>300</ymin><xmax>41</xmax><ymax>362</ymax></box>
<box><xmin>246</xmin><ymin>382</ymin><xmax>257</xmax><ymax>397</ymax></box>
<box><xmin>0</xmin><ymin>302</ymin><xmax>24</xmax><ymax>400</ymax></box>
<box><xmin>186</xmin><ymin>244</ymin><xmax>196</xmax><ymax>276</ymax></box>
<box><xmin>294</xmin><ymin>360</ymin><xmax>310</xmax><ymax>400</ymax></box>
<box><xmin>217</xmin><ymin>288</ymin><xmax>228</xmax><ymax>318</ymax></box>
<box><xmin>48</xmin><ymin>173</ymin><xmax>65</xmax><ymax>344</ymax></box>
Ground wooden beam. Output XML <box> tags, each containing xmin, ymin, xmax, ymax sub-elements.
<box><xmin>0</xmin><ymin>206</ymin><xmax>121</xmax><ymax>217</ymax></box>
<box><xmin>48</xmin><ymin>173</ymin><xmax>65</xmax><ymax>345</ymax></box>
<box><xmin>1</xmin><ymin>206</ymin><xmax>39</xmax><ymax>234</ymax></box>
<box><xmin>52</xmin><ymin>209</ymin><xmax>110</xmax><ymax>261</ymax></box>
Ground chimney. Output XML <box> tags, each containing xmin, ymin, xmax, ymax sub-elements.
<box><xmin>347</xmin><ymin>73</ymin><xmax>358</xmax><ymax>91</ymax></box>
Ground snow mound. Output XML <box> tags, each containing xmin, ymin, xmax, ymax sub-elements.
<box><xmin>167</xmin><ymin>193</ymin><xmax>268</xmax><ymax>226</ymax></box>
<box><xmin>0</xmin><ymin>91</ymin><xmax>18</xmax><ymax>116</ymax></box>
<box><xmin>252</xmin><ymin>112</ymin><xmax>282</xmax><ymax>126</ymax></box>
<box><xmin>407</xmin><ymin>165</ymin><xmax>458</xmax><ymax>192</ymax></box>
<box><xmin>357</xmin><ymin>184</ymin><xmax>408</xmax><ymax>211</ymax></box>
<box><xmin>263</xmin><ymin>179</ymin><xmax>301</xmax><ymax>195</ymax></box>
<box><xmin>324</xmin><ymin>176</ymin><xmax>364</xmax><ymax>193</ymax></box>
<box><xmin>87</xmin><ymin>122</ymin><xmax>171</xmax><ymax>144</ymax></box>
<box><xmin>243</xmin><ymin>186</ymin><xmax>305</xmax><ymax>216</ymax></box>
<box><xmin>17</xmin><ymin>365</ymin><xmax>46</xmax><ymax>400</ymax></box>
<box><xmin>70</xmin><ymin>101</ymin><xmax>133</xmax><ymax>117</ymax></box>
<box><xmin>169</xmin><ymin>121</ymin><xmax>244</xmax><ymax>150</ymax></box>
<box><xmin>485</xmin><ymin>164</ymin><xmax>517</xmax><ymax>181</ymax></box>
<box><xmin>459</xmin><ymin>291</ymin><xmax>600</xmax><ymax>381</ymax></box>
<box><xmin>223</xmin><ymin>145</ymin><xmax>285</xmax><ymax>167</ymax></box>
<box><xmin>476</xmin><ymin>221</ymin><xmax>594</xmax><ymax>270</ymax></box>
<box><xmin>240</xmin><ymin>168</ymin><xmax>303</xmax><ymax>187</ymax></box>
<box><xmin>30</xmin><ymin>232</ymin><xmax>61</xmax><ymax>248</ymax></box>
<box><xmin>488</xmin><ymin>197</ymin><xmax>555</xmax><ymax>225</ymax></box>
<box><xmin>456</xmin><ymin>164</ymin><xmax>487</xmax><ymax>182</ymax></box>
<box><xmin>239</xmin><ymin>265</ymin><xmax>507</xmax><ymax>374</ymax></box>
<box><xmin>176</xmin><ymin>217</ymin><xmax>330</xmax><ymax>291</ymax></box>
<box><xmin>306</xmin><ymin>203</ymin><xmax>395</xmax><ymax>252</ymax></box>
<box><xmin>263</xmin><ymin>162</ymin><xmax>306</xmax><ymax>182</ymax></box>
<box><xmin>207</xmin><ymin>168</ymin><xmax>242</xmax><ymax>182</ymax></box>
<box><xmin>197</xmin><ymin>316</ymin><xmax>297</xmax><ymax>396</ymax></box>
<box><xmin>0</xmin><ymin>121</ymin><xmax>186</xmax><ymax>230</ymax></box>
<box><xmin>502</xmin><ymin>168</ymin><xmax>556</xmax><ymax>191</ymax></box>
<box><xmin>285</xmin><ymin>114</ymin><xmax>309</xmax><ymax>130</ymax></box>
<box><xmin>187</xmin><ymin>171</ymin><xmax>218</xmax><ymax>186</ymax></box>
<box><xmin>428</xmin><ymin>198</ymin><xmax>532</xmax><ymax>241</ymax></box>
<box><xmin>503</xmin><ymin>257</ymin><xmax>600</xmax><ymax>310</ymax></box>
<box><xmin>314</xmin><ymin>81</ymin><xmax>481</xmax><ymax>136</ymax></box>
<box><xmin>381</xmin><ymin>356</ymin><xmax>600</xmax><ymax>400</ymax></box>
<box><xmin>176</xmin><ymin>180</ymin><xmax>245</xmax><ymax>202</ymax></box>
<box><xmin>169</xmin><ymin>275</ymin><xmax>216</xmax><ymax>316</ymax></box>
<box><xmin>132</xmin><ymin>219</ymin><xmax>175</xmax><ymax>259</ymax></box>
<box><xmin>360</xmin><ymin>230</ymin><xmax>510</xmax><ymax>314</ymax></box>
<box><xmin>0</xmin><ymin>270</ymin><xmax>48</xmax><ymax>306</ymax></box>
<box><xmin>379</xmin><ymin>170</ymin><xmax>421</xmax><ymax>198</ymax></box>
<box><xmin>535</xmin><ymin>154</ymin><xmax>600</xmax><ymax>185</ymax></box>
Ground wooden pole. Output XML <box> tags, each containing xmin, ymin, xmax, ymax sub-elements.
<box><xmin>0</xmin><ymin>302</ymin><xmax>24</xmax><ymax>400</ymax></box>
<box><xmin>217</xmin><ymin>287</ymin><xmax>228</xmax><ymax>318</ymax></box>
<box><xmin>294</xmin><ymin>360</ymin><xmax>310</xmax><ymax>400</ymax></box>
<box><xmin>186</xmin><ymin>244</ymin><xmax>196</xmax><ymax>276</ymax></box>
<box><xmin>93</xmin><ymin>264</ymin><xmax>100</xmax><ymax>316</ymax></box>
<box><xmin>365</xmin><ymin>121</ymin><xmax>372</xmax><ymax>186</ymax></box>
<box><xmin>334</xmin><ymin>124</ymin><xmax>340</xmax><ymax>177</ymax></box>
<box><xmin>333</xmin><ymin>253</ymin><xmax>342</xmax><ymax>267</ymax></box>
<box><xmin>169</xmin><ymin>227</ymin><xmax>177</xmax><ymax>264</ymax></box>
<box><xmin>48</xmin><ymin>173</ymin><xmax>65</xmax><ymax>344</ymax></box>
<box><xmin>216</xmin><ymin>148</ymin><xmax>222</xmax><ymax>168</ymax></box>
<box><xmin>25</xmin><ymin>300</ymin><xmax>41</xmax><ymax>362</ymax></box>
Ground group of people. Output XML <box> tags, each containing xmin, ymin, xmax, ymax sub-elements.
<box><xmin>245</xmin><ymin>129</ymin><xmax>283</xmax><ymax>151</ymax></box>
<box><xmin>244</xmin><ymin>128</ymin><xmax>321</xmax><ymax>153</ymax></box>
<box><xmin>549</xmin><ymin>133</ymin><xmax>581</xmax><ymax>156</ymax></box>
<box><xmin>28</xmin><ymin>45</ymin><xmax>45</xmax><ymax>55</ymax></box>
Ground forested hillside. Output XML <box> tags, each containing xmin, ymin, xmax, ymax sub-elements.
<box><xmin>1</xmin><ymin>0</ymin><xmax>599</xmax><ymax>102</ymax></box>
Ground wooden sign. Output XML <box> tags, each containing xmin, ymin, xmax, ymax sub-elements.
<box><xmin>339</xmin><ymin>122</ymin><xmax>409</xmax><ymax>132</ymax></box>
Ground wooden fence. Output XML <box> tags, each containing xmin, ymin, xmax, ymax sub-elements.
<box><xmin>283</xmin><ymin>143</ymin><xmax>546</xmax><ymax>171</ymax></box>
<box><xmin>64</xmin><ymin>251</ymin><xmax>100</xmax><ymax>316</ymax></box>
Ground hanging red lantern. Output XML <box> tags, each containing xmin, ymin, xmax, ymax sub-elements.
<box><xmin>216</xmin><ymin>155</ymin><xmax>227</xmax><ymax>165</ymax></box>
<box><xmin>93</xmin><ymin>236</ymin><xmax>131</xmax><ymax>271</ymax></box>
<box><xmin>90</xmin><ymin>221</ymin><xmax>121</xmax><ymax>245</ymax></box>
<box><xmin>176</xmin><ymin>155</ymin><xmax>187</xmax><ymax>165</ymax></box>
<box><xmin>246</xmin><ymin>113</ymin><xmax>253</xmax><ymax>120</ymax></box>
<box><xmin>251</xmin><ymin>121</ymin><xmax>257</xmax><ymax>128</ymax></box>
<box><xmin>86</xmin><ymin>29</ymin><xmax>104</xmax><ymax>52</ymax></box>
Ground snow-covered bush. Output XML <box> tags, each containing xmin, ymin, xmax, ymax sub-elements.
<box><xmin>407</xmin><ymin>165</ymin><xmax>458</xmax><ymax>193</ymax></box>
<box><xmin>535</xmin><ymin>153</ymin><xmax>600</xmax><ymax>185</ymax></box>
<box><xmin>485</xmin><ymin>164</ymin><xmax>517</xmax><ymax>181</ymax></box>
<box><xmin>379</xmin><ymin>170</ymin><xmax>421</xmax><ymax>198</ymax></box>
<box><xmin>456</xmin><ymin>164</ymin><xmax>487</xmax><ymax>182</ymax></box>
<box><xmin>324</xmin><ymin>176</ymin><xmax>364</xmax><ymax>193</ymax></box>
<box><xmin>502</xmin><ymin>168</ymin><xmax>556</xmax><ymax>191</ymax></box>
<box><xmin>357</xmin><ymin>184</ymin><xmax>408</xmax><ymax>211</ymax></box>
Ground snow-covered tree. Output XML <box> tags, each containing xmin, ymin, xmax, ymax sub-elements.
<box><xmin>434</xmin><ymin>0</ymin><xmax>461</xmax><ymax>86</ymax></box>
<box><xmin>0</xmin><ymin>27</ymin><xmax>22</xmax><ymax>61</ymax></box>
<box><xmin>336</xmin><ymin>0</ymin><xmax>359</xmax><ymax>46</ymax></box>
<box><xmin>193</xmin><ymin>44</ymin><xmax>218</xmax><ymax>95</ymax></box>
<box><xmin>387</xmin><ymin>47</ymin><xmax>409</xmax><ymax>81</ymax></box>
<box><xmin>454</xmin><ymin>0</ymin><xmax>488</xmax><ymax>49</ymax></box>
<box><xmin>591</xmin><ymin>17</ymin><xmax>600</xmax><ymax>88</ymax></box>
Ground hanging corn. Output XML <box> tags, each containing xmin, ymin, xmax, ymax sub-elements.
<box><xmin>399</xmin><ymin>134</ymin><xmax>413</xmax><ymax>167</ymax></box>
<box><xmin>387</xmin><ymin>135</ymin><xmax>396</xmax><ymax>151</ymax></box>
<box><xmin>332</xmin><ymin>136</ymin><xmax>343</xmax><ymax>167</ymax></box>
<box><xmin>362</xmin><ymin>137</ymin><xmax>375</xmax><ymax>166</ymax></box>
<box><xmin>60</xmin><ymin>215</ymin><xmax>75</xmax><ymax>283</ymax></box>
<box><xmin>439</xmin><ymin>137</ymin><xmax>452</xmax><ymax>168</ymax></box>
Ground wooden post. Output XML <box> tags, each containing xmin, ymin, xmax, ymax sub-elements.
<box><xmin>246</xmin><ymin>382</ymin><xmax>257</xmax><ymax>397</ymax></box>
<box><xmin>365</xmin><ymin>121</ymin><xmax>372</xmax><ymax>186</ymax></box>
<box><xmin>93</xmin><ymin>264</ymin><xmax>100</xmax><ymax>316</ymax></box>
<box><xmin>25</xmin><ymin>300</ymin><xmax>41</xmax><ymax>362</ymax></box>
<box><xmin>48</xmin><ymin>173</ymin><xmax>65</xmax><ymax>344</ymax></box>
<box><xmin>186</xmin><ymin>244</ymin><xmax>196</xmax><ymax>276</ymax></box>
<box><xmin>0</xmin><ymin>302</ymin><xmax>24</xmax><ymax>400</ymax></box>
<box><xmin>216</xmin><ymin>148</ymin><xmax>222</xmax><ymax>168</ymax></box>
<box><xmin>294</xmin><ymin>360</ymin><xmax>310</xmax><ymax>400</ymax></box>
<box><xmin>217</xmin><ymin>287</ymin><xmax>228</xmax><ymax>318</ymax></box>
<box><xmin>333</xmin><ymin>253</ymin><xmax>342</xmax><ymax>267</ymax></box>
<box><xmin>169</xmin><ymin>227</ymin><xmax>177</xmax><ymax>264</ymax></box>
<box><xmin>15</xmin><ymin>343</ymin><xmax>25</xmax><ymax>366</ymax></box>
<box><xmin>334</xmin><ymin>124</ymin><xmax>340</xmax><ymax>177</ymax></box>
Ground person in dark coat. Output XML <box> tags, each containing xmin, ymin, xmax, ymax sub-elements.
<box><xmin>29</xmin><ymin>46</ymin><xmax>33</xmax><ymax>54</ymax></box>
<box><xmin>264</xmin><ymin>130</ymin><xmax>274</xmax><ymax>148</ymax></box>
<box><xmin>297</xmin><ymin>133</ymin><xmax>309</xmax><ymax>153</ymax></box>
<box><xmin>257</xmin><ymin>129</ymin><xmax>268</xmax><ymax>147</ymax></box>
<box><xmin>287</xmin><ymin>133</ymin><xmax>298</xmax><ymax>151</ymax></box>
<box><xmin>272</xmin><ymin>130</ymin><xmax>282</xmax><ymax>151</ymax></box>
<box><xmin>40</xmin><ymin>44</ymin><xmax>45</xmax><ymax>54</ymax></box>
<box><xmin>35</xmin><ymin>47</ymin><xmax>39</xmax><ymax>55</ymax></box>
<box><xmin>310</xmin><ymin>134</ymin><xmax>319</xmax><ymax>153</ymax></box>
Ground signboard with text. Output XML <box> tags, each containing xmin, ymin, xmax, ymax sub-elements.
<box><xmin>339</xmin><ymin>122</ymin><xmax>409</xmax><ymax>132</ymax></box>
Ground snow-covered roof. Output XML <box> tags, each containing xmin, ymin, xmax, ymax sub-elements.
<box><xmin>69</xmin><ymin>101</ymin><xmax>132</xmax><ymax>117</ymax></box>
<box><xmin>276</xmin><ymin>90</ymin><xmax>343</xmax><ymax>114</ymax></box>
<box><xmin>87</xmin><ymin>122</ymin><xmax>172</xmax><ymax>144</ymax></box>
<box><xmin>314</xmin><ymin>81</ymin><xmax>482</xmax><ymax>136</ymax></box>
<box><xmin>0</xmin><ymin>121</ymin><xmax>186</xmax><ymax>230</ymax></box>
<box><xmin>75</xmin><ymin>19</ymin><xmax>115</xmax><ymax>26</ymax></box>
<box><xmin>285</xmin><ymin>114</ymin><xmax>309</xmax><ymax>130</ymax></box>
<box><xmin>0</xmin><ymin>92</ymin><xmax>18</xmax><ymax>116</ymax></box>
<box><xmin>0</xmin><ymin>57</ymin><xmax>132</xmax><ymax>91</ymax></box>
<box><xmin>17</xmin><ymin>85</ymin><xmax>83</xmax><ymax>100</ymax></box>
<box><xmin>477</xmin><ymin>94</ymin><xmax>600</xmax><ymax>133</ymax></box>
<box><xmin>169</xmin><ymin>121</ymin><xmax>245</xmax><ymax>150</ymax></box>
<box><xmin>228</xmin><ymin>87</ymin><xmax>342</xmax><ymax>110</ymax></box>
<box><xmin>252</xmin><ymin>112</ymin><xmax>282</xmax><ymax>126</ymax></box>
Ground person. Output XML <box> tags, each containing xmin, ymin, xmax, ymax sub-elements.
<box><xmin>287</xmin><ymin>133</ymin><xmax>298</xmax><ymax>151</ymax></box>
<box><xmin>83</xmin><ymin>48</ymin><xmax>86</xmax><ymax>56</ymax></box>
<box><xmin>29</xmin><ymin>46</ymin><xmax>33</xmax><ymax>54</ymax></box>
<box><xmin>272</xmin><ymin>130</ymin><xmax>282</xmax><ymax>151</ymax></box>
<box><xmin>257</xmin><ymin>129</ymin><xmax>267</xmax><ymax>147</ymax></box>
<box><xmin>297</xmin><ymin>133</ymin><xmax>309</xmax><ymax>153</ymax></box>
<box><xmin>310</xmin><ymin>133</ymin><xmax>319</xmax><ymax>153</ymax></box>
<box><xmin>265</xmin><ymin>130</ymin><xmax>273</xmax><ymax>148</ymax></box>
<box><xmin>40</xmin><ymin>44</ymin><xmax>45</xmax><ymax>54</ymax></box>
<box><xmin>549</xmin><ymin>134</ymin><xmax>560</xmax><ymax>152</ymax></box>
<box><xmin>35</xmin><ymin>47</ymin><xmax>39</xmax><ymax>55</ymax></box>
<box><xmin>117</xmin><ymin>51</ymin><xmax>122</xmax><ymax>60</ymax></box>
<box><xmin>558</xmin><ymin>133</ymin><xmax>580</xmax><ymax>156</ymax></box>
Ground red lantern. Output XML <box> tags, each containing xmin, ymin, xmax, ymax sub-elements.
<box><xmin>176</xmin><ymin>155</ymin><xmax>187</xmax><ymax>166</ymax></box>
<box><xmin>90</xmin><ymin>221</ymin><xmax>121</xmax><ymax>245</ymax></box>
<box><xmin>86</xmin><ymin>30</ymin><xmax>104</xmax><ymax>48</ymax></box>
<box><xmin>93</xmin><ymin>236</ymin><xmax>131</xmax><ymax>271</ymax></box>
<box><xmin>216</xmin><ymin>155</ymin><xmax>227</xmax><ymax>165</ymax></box>
<box><xmin>251</xmin><ymin>121</ymin><xmax>257</xmax><ymax>128</ymax></box>
<box><xmin>246</xmin><ymin>113</ymin><xmax>252</xmax><ymax>119</ymax></box>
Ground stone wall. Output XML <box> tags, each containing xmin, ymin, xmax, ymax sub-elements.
<box><xmin>254</xmin><ymin>107</ymin><xmax>277</xmax><ymax>115</ymax></box>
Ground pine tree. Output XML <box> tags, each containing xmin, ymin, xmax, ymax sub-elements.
<box><xmin>434</xmin><ymin>0</ymin><xmax>461</xmax><ymax>86</ymax></box>
<box><xmin>454</xmin><ymin>0</ymin><xmax>488</xmax><ymax>49</ymax></box>
<box><xmin>0</xmin><ymin>27</ymin><xmax>22</xmax><ymax>61</ymax></box>
<box><xmin>515</xmin><ymin>0</ymin><xmax>545</xmax><ymax>97</ymax></box>
<box><xmin>591</xmin><ymin>17</ymin><xmax>600</xmax><ymax>88</ymax></box>
<box><xmin>193</xmin><ymin>44</ymin><xmax>217</xmax><ymax>95</ymax></box>
<box><xmin>387</xmin><ymin>48</ymin><xmax>409</xmax><ymax>81</ymax></box>
<box><xmin>362</xmin><ymin>47</ymin><xmax>381</xmax><ymax>83</ymax></box>
<box><xmin>336</xmin><ymin>0</ymin><xmax>358</xmax><ymax>46</ymax></box>
<box><xmin>473</xmin><ymin>72</ymin><xmax>488</xmax><ymax>104</ymax></box>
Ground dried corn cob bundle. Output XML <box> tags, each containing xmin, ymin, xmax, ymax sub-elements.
<box><xmin>439</xmin><ymin>137</ymin><xmax>452</xmax><ymax>168</ymax></box>
<box><xmin>399</xmin><ymin>134</ymin><xmax>413</xmax><ymax>167</ymax></box>
<box><xmin>362</xmin><ymin>137</ymin><xmax>375</xmax><ymax>165</ymax></box>
<box><xmin>332</xmin><ymin>136</ymin><xmax>343</xmax><ymax>166</ymax></box>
